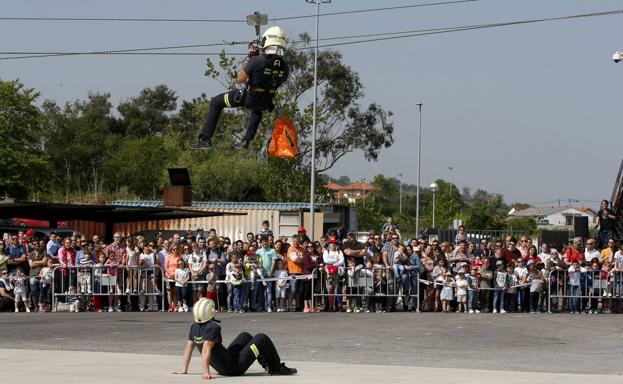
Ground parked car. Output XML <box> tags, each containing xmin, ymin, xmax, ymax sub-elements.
<box><xmin>12</xmin><ymin>218</ymin><xmax>68</xmax><ymax>228</ymax></box>
<box><xmin>0</xmin><ymin>226</ymin><xmax>74</xmax><ymax>242</ymax></box>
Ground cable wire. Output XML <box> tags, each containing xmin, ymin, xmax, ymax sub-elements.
<box><xmin>298</xmin><ymin>8</ymin><xmax>623</xmax><ymax>49</ymax></box>
<box><xmin>1</xmin><ymin>8</ymin><xmax>621</xmax><ymax>60</ymax></box>
<box><xmin>271</xmin><ymin>0</ymin><xmax>479</xmax><ymax>21</ymax></box>
<box><xmin>0</xmin><ymin>0</ymin><xmax>478</xmax><ymax>23</ymax></box>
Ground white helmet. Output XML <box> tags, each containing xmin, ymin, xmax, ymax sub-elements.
<box><xmin>262</xmin><ymin>26</ymin><xmax>286</xmax><ymax>49</ymax></box>
<box><xmin>193</xmin><ymin>298</ymin><xmax>216</xmax><ymax>323</ymax></box>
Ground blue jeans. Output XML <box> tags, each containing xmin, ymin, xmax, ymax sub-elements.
<box><xmin>468</xmin><ymin>290</ymin><xmax>478</xmax><ymax>311</ymax></box>
<box><xmin>264</xmin><ymin>281</ymin><xmax>273</xmax><ymax>310</ymax></box>
<box><xmin>233</xmin><ymin>285</ymin><xmax>244</xmax><ymax>311</ymax></box>
<box><xmin>493</xmin><ymin>289</ymin><xmax>505</xmax><ymax>311</ymax></box>
<box><xmin>392</xmin><ymin>264</ymin><xmax>406</xmax><ymax>281</ymax></box>
<box><xmin>568</xmin><ymin>285</ymin><xmax>580</xmax><ymax>312</ymax></box>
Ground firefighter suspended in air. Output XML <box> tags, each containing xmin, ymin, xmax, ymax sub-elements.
<box><xmin>191</xmin><ymin>26</ymin><xmax>290</xmax><ymax>150</ymax></box>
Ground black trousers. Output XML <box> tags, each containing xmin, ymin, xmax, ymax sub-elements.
<box><xmin>215</xmin><ymin>332</ymin><xmax>282</xmax><ymax>376</ymax></box>
<box><xmin>200</xmin><ymin>90</ymin><xmax>265</xmax><ymax>142</ymax></box>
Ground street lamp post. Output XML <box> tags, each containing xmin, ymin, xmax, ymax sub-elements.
<box><xmin>430</xmin><ymin>182</ymin><xmax>438</xmax><ymax>228</ymax></box>
<box><xmin>415</xmin><ymin>103</ymin><xmax>423</xmax><ymax>236</ymax></box>
<box><xmin>306</xmin><ymin>0</ymin><xmax>330</xmax><ymax>241</ymax></box>
<box><xmin>399</xmin><ymin>174</ymin><xmax>403</xmax><ymax>214</ymax></box>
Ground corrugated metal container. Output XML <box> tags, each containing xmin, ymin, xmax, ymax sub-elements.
<box><xmin>70</xmin><ymin>201</ymin><xmax>348</xmax><ymax>241</ymax></box>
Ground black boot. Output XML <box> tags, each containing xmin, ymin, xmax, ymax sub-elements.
<box><xmin>268</xmin><ymin>363</ymin><xmax>297</xmax><ymax>375</ymax></box>
<box><xmin>190</xmin><ymin>137</ymin><xmax>212</xmax><ymax>149</ymax></box>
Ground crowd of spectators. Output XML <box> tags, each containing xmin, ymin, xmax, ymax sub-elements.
<box><xmin>0</xmin><ymin>215</ymin><xmax>621</xmax><ymax>315</ymax></box>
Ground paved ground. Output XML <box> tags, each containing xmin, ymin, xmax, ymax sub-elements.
<box><xmin>1</xmin><ymin>311</ymin><xmax>622</xmax><ymax>376</ymax></box>
<box><xmin>3</xmin><ymin>349</ymin><xmax>622</xmax><ymax>384</ymax></box>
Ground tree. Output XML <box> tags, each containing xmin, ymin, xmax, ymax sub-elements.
<box><xmin>465</xmin><ymin>189</ymin><xmax>507</xmax><ymax>230</ymax></box>
<box><xmin>203</xmin><ymin>34</ymin><xmax>394</xmax><ymax>174</ymax></box>
<box><xmin>0</xmin><ymin>80</ymin><xmax>48</xmax><ymax>199</ymax></box>
<box><xmin>419</xmin><ymin>179</ymin><xmax>464</xmax><ymax>229</ymax></box>
<box><xmin>117</xmin><ymin>85</ymin><xmax>177</xmax><ymax>137</ymax></box>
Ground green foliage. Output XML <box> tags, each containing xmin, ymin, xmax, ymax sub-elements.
<box><xmin>464</xmin><ymin>189</ymin><xmax>507</xmax><ymax>230</ymax></box>
<box><xmin>117</xmin><ymin>85</ymin><xmax>177</xmax><ymax>137</ymax></box>
<box><xmin>505</xmin><ymin>217</ymin><xmax>537</xmax><ymax>231</ymax></box>
<box><xmin>0</xmin><ymin>80</ymin><xmax>49</xmax><ymax>199</ymax></box>
<box><xmin>354</xmin><ymin>200</ymin><xmax>386</xmax><ymax>232</ymax></box>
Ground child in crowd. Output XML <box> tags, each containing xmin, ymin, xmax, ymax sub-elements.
<box><xmin>514</xmin><ymin>259</ymin><xmax>528</xmax><ymax>312</ymax></box>
<box><xmin>371</xmin><ymin>269</ymin><xmax>386</xmax><ymax>313</ymax></box>
<box><xmin>38</xmin><ymin>258</ymin><xmax>55</xmax><ymax>312</ymax></box>
<box><xmin>273</xmin><ymin>259</ymin><xmax>288</xmax><ymax>312</ymax></box>
<box><xmin>104</xmin><ymin>251</ymin><xmax>121</xmax><ymax>312</ymax></box>
<box><xmin>11</xmin><ymin>268</ymin><xmax>29</xmax><ymax>312</ymax></box>
<box><xmin>440</xmin><ymin>271</ymin><xmax>454</xmax><ymax>313</ymax></box>
<box><xmin>205</xmin><ymin>263</ymin><xmax>218</xmax><ymax>303</ymax></box>
<box><xmin>174</xmin><ymin>259</ymin><xmax>190</xmax><ymax>312</ymax></box>
<box><xmin>527</xmin><ymin>266</ymin><xmax>546</xmax><ymax>313</ymax></box>
<box><xmin>505</xmin><ymin>264</ymin><xmax>518</xmax><ymax>312</ymax></box>
<box><xmin>229</xmin><ymin>264</ymin><xmax>245</xmax><ymax>313</ymax></box>
<box><xmin>78</xmin><ymin>251</ymin><xmax>93</xmax><ymax>294</ymax></box>
<box><xmin>126</xmin><ymin>238</ymin><xmax>140</xmax><ymax>294</ymax></box>
<box><xmin>455</xmin><ymin>269</ymin><xmax>468</xmax><ymax>313</ymax></box>
<box><xmin>392</xmin><ymin>245</ymin><xmax>408</xmax><ymax>287</ymax></box>
<box><xmin>567</xmin><ymin>260</ymin><xmax>581</xmax><ymax>314</ymax></box>
<box><xmin>492</xmin><ymin>261</ymin><xmax>507</xmax><ymax>313</ymax></box>
<box><xmin>225</xmin><ymin>253</ymin><xmax>240</xmax><ymax>313</ymax></box>
<box><xmin>67</xmin><ymin>285</ymin><xmax>80</xmax><ymax>312</ymax></box>
<box><xmin>467</xmin><ymin>266</ymin><xmax>480</xmax><ymax>313</ymax></box>
<box><xmin>346</xmin><ymin>257</ymin><xmax>363</xmax><ymax>313</ymax></box>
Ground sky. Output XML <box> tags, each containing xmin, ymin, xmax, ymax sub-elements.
<box><xmin>2</xmin><ymin>0</ymin><xmax>622</xmax><ymax>208</ymax></box>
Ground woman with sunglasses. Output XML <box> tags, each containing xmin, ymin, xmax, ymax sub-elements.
<box><xmin>0</xmin><ymin>269</ymin><xmax>15</xmax><ymax>312</ymax></box>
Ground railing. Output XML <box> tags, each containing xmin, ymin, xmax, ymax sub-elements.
<box><xmin>547</xmin><ymin>269</ymin><xmax>622</xmax><ymax>313</ymax></box>
<box><xmin>436</xmin><ymin>229</ymin><xmax>530</xmax><ymax>244</ymax></box>
<box><xmin>311</xmin><ymin>266</ymin><xmax>420</xmax><ymax>312</ymax></box>
<box><xmin>51</xmin><ymin>266</ymin><xmax>165</xmax><ymax>312</ymax></box>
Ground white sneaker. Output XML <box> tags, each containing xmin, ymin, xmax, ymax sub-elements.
<box><xmin>125</xmin><ymin>288</ymin><xmax>130</xmax><ymax>294</ymax></box>
<box><xmin>115</xmin><ymin>307</ymin><xmax>122</xmax><ymax>312</ymax></box>
<box><xmin>492</xmin><ymin>309</ymin><xmax>498</xmax><ymax>314</ymax></box>
<box><xmin>108</xmin><ymin>307</ymin><xmax>113</xmax><ymax>312</ymax></box>
<box><xmin>26</xmin><ymin>307</ymin><xmax>31</xmax><ymax>313</ymax></box>
<box><xmin>178</xmin><ymin>306</ymin><xmax>184</xmax><ymax>312</ymax></box>
<box><xmin>469</xmin><ymin>309</ymin><xmax>474</xmax><ymax>314</ymax></box>
<box><xmin>183</xmin><ymin>304</ymin><xmax>189</xmax><ymax>312</ymax></box>
<box><xmin>500</xmin><ymin>309</ymin><xmax>507</xmax><ymax>314</ymax></box>
<box><xmin>346</xmin><ymin>308</ymin><xmax>353</xmax><ymax>313</ymax></box>
<box><xmin>267</xmin><ymin>308</ymin><xmax>272</xmax><ymax>313</ymax></box>
<box><xmin>475</xmin><ymin>309</ymin><xmax>481</xmax><ymax>313</ymax></box>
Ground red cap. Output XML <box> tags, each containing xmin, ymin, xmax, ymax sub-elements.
<box><xmin>246</xmin><ymin>249</ymin><xmax>255</xmax><ymax>255</ymax></box>
<box><xmin>298</xmin><ymin>226</ymin><xmax>306</xmax><ymax>233</ymax></box>
<box><xmin>328</xmin><ymin>239</ymin><xmax>337</xmax><ymax>244</ymax></box>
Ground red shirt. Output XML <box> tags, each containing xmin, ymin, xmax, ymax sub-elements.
<box><xmin>501</xmin><ymin>248</ymin><xmax>521</xmax><ymax>264</ymax></box>
<box><xmin>58</xmin><ymin>246</ymin><xmax>76</xmax><ymax>267</ymax></box>
<box><xmin>565</xmin><ymin>248</ymin><xmax>584</xmax><ymax>263</ymax></box>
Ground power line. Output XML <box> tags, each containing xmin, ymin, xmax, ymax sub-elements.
<box><xmin>271</xmin><ymin>0</ymin><xmax>479</xmax><ymax>21</ymax></box>
<box><xmin>299</xmin><ymin>8</ymin><xmax>623</xmax><ymax>49</ymax></box>
<box><xmin>0</xmin><ymin>0</ymin><xmax>478</xmax><ymax>23</ymax></box>
<box><xmin>2</xmin><ymin>8</ymin><xmax>621</xmax><ymax>61</ymax></box>
<box><xmin>0</xmin><ymin>52</ymin><xmax>247</xmax><ymax>61</ymax></box>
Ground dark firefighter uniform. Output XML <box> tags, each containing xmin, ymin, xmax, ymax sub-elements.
<box><xmin>199</xmin><ymin>54</ymin><xmax>289</xmax><ymax>145</ymax></box>
<box><xmin>189</xmin><ymin>320</ymin><xmax>288</xmax><ymax>376</ymax></box>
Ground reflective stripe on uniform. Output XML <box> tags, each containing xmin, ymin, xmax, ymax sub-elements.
<box><xmin>250</xmin><ymin>344</ymin><xmax>260</xmax><ymax>358</ymax></box>
<box><xmin>224</xmin><ymin>93</ymin><xmax>231</xmax><ymax>107</ymax></box>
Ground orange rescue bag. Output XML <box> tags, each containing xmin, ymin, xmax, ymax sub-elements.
<box><xmin>267</xmin><ymin>115</ymin><xmax>298</xmax><ymax>158</ymax></box>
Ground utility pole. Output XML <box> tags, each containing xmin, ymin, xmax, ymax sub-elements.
<box><xmin>246</xmin><ymin>11</ymin><xmax>268</xmax><ymax>41</ymax></box>
<box><xmin>306</xmin><ymin>0</ymin><xmax>330</xmax><ymax>241</ymax></box>
<box><xmin>415</xmin><ymin>103</ymin><xmax>423</xmax><ymax>236</ymax></box>
<box><xmin>398</xmin><ymin>173</ymin><xmax>403</xmax><ymax>214</ymax></box>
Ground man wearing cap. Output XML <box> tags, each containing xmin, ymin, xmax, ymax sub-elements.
<box><xmin>173</xmin><ymin>298</ymin><xmax>296</xmax><ymax>379</ymax></box>
<box><xmin>343</xmin><ymin>231</ymin><xmax>367</xmax><ymax>266</ymax></box>
<box><xmin>297</xmin><ymin>227</ymin><xmax>311</xmax><ymax>243</ymax></box>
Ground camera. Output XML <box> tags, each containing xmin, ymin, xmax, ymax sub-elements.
<box><xmin>613</xmin><ymin>51</ymin><xmax>623</xmax><ymax>63</ymax></box>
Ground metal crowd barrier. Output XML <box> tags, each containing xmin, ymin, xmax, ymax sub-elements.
<box><xmin>51</xmin><ymin>265</ymin><xmax>165</xmax><ymax>312</ymax></box>
<box><xmin>311</xmin><ymin>266</ymin><xmax>420</xmax><ymax>312</ymax></box>
<box><xmin>547</xmin><ymin>269</ymin><xmax>623</xmax><ymax>313</ymax></box>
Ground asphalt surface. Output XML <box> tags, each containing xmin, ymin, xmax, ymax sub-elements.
<box><xmin>1</xmin><ymin>312</ymin><xmax>622</xmax><ymax>375</ymax></box>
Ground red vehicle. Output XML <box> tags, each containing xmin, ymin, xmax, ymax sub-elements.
<box><xmin>12</xmin><ymin>218</ymin><xmax>68</xmax><ymax>228</ymax></box>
